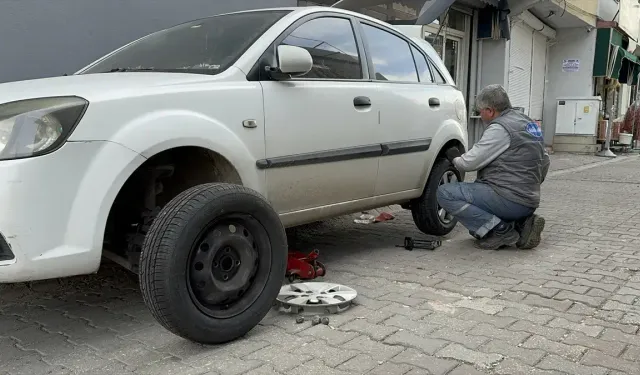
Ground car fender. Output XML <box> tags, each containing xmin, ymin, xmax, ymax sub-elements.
<box><xmin>419</xmin><ymin>118</ymin><xmax>468</xmax><ymax>188</ymax></box>
<box><xmin>106</xmin><ymin>109</ymin><xmax>265</xmax><ymax>194</ymax></box>
<box><xmin>64</xmin><ymin>140</ymin><xmax>148</xmax><ymax>272</ymax></box>
<box><xmin>68</xmin><ymin>110</ymin><xmax>265</xmax><ymax>263</ymax></box>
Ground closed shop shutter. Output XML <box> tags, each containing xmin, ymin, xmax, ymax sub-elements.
<box><xmin>530</xmin><ymin>32</ymin><xmax>548</xmax><ymax>121</ymax></box>
<box><xmin>508</xmin><ymin>22</ymin><xmax>534</xmax><ymax>115</ymax></box>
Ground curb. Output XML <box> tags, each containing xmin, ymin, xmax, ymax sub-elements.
<box><xmin>548</xmin><ymin>153</ymin><xmax>640</xmax><ymax>178</ymax></box>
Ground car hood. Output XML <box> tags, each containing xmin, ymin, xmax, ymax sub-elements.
<box><xmin>0</xmin><ymin>72</ymin><xmax>224</xmax><ymax>105</ymax></box>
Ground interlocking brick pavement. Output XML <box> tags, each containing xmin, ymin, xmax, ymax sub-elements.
<box><xmin>2</xmin><ymin>153</ymin><xmax>640</xmax><ymax>374</ymax></box>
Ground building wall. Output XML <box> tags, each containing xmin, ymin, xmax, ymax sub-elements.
<box><xmin>598</xmin><ymin>0</ymin><xmax>620</xmax><ymax>21</ymax></box>
<box><xmin>0</xmin><ymin>0</ymin><xmax>296</xmax><ymax>84</ymax></box>
<box><xmin>542</xmin><ymin>27</ymin><xmax>598</xmax><ymax>145</ymax></box>
<box><xmin>617</xmin><ymin>0</ymin><xmax>639</xmax><ymax>41</ymax></box>
<box><xmin>566</xmin><ymin>0</ymin><xmax>598</xmax><ymax>15</ymax></box>
<box><xmin>620</xmin><ymin>0</ymin><xmax>640</xmax><ymax>73</ymax></box>
<box><xmin>563</xmin><ymin>0</ymin><xmax>598</xmax><ymax>26</ymax></box>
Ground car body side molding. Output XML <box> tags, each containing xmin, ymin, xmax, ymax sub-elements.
<box><xmin>256</xmin><ymin>138</ymin><xmax>431</xmax><ymax>169</ymax></box>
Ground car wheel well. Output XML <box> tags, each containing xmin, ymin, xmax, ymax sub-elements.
<box><xmin>400</xmin><ymin>139</ymin><xmax>466</xmax><ymax>211</ymax></box>
<box><xmin>433</xmin><ymin>139</ymin><xmax>466</xmax><ymax>184</ymax></box>
<box><xmin>436</xmin><ymin>139</ymin><xmax>466</xmax><ymax>159</ymax></box>
<box><xmin>102</xmin><ymin>146</ymin><xmax>242</xmax><ymax>272</ymax></box>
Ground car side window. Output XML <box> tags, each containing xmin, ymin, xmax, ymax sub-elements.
<box><xmin>280</xmin><ymin>17</ymin><xmax>362</xmax><ymax>80</ymax></box>
<box><xmin>410</xmin><ymin>45</ymin><xmax>434</xmax><ymax>83</ymax></box>
<box><xmin>429</xmin><ymin>60</ymin><xmax>447</xmax><ymax>84</ymax></box>
<box><xmin>360</xmin><ymin>24</ymin><xmax>418</xmax><ymax>83</ymax></box>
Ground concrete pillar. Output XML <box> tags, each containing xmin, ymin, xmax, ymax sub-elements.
<box><xmin>478</xmin><ymin>39</ymin><xmax>510</xmax><ymax>90</ymax></box>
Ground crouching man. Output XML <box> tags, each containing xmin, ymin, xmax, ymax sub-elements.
<box><xmin>437</xmin><ymin>84</ymin><xmax>550</xmax><ymax>250</ymax></box>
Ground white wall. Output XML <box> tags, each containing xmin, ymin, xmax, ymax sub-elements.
<box><xmin>619</xmin><ymin>0</ymin><xmax>640</xmax><ymax>42</ymax></box>
<box><xmin>542</xmin><ymin>28</ymin><xmax>598</xmax><ymax>145</ymax></box>
<box><xmin>598</xmin><ymin>0</ymin><xmax>619</xmax><ymax>21</ymax></box>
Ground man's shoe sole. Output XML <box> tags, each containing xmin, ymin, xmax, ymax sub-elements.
<box><xmin>474</xmin><ymin>230</ymin><xmax>520</xmax><ymax>250</ymax></box>
<box><xmin>517</xmin><ymin>215</ymin><xmax>545</xmax><ymax>249</ymax></box>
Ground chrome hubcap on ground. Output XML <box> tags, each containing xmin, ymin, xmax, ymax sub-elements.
<box><xmin>276</xmin><ymin>282</ymin><xmax>357</xmax><ymax>314</ymax></box>
<box><xmin>437</xmin><ymin>170</ymin><xmax>458</xmax><ymax>225</ymax></box>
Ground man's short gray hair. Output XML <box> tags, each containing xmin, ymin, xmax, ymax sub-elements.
<box><xmin>475</xmin><ymin>84</ymin><xmax>512</xmax><ymax>112</ymax></box>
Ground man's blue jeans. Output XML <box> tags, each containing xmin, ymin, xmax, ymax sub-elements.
<box><xmin>436</xmin><ymin>182</ymin><xmax>535</xmax><ymax>238</ymax></box>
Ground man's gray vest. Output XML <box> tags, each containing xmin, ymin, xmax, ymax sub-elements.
<box><xmin>476</xmin><ymin>108</ymin><xmax>550</xmax><ymax>208</ymax></box>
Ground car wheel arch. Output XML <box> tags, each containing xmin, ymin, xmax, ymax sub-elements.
<box><xmin>421</xmin><ymin>135</ymin><xmax>467</xmax><ymax>188</ymax></box>
<box><xmin>100</xmin><ymin>145</ymin><xmax>248</xmax><ymax>269</ymax></box>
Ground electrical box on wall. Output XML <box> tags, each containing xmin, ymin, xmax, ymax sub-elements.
<box><xmin>554</xmin><ymin>97</ymin><xmax>602</xmax><ymax>136</ymax></box>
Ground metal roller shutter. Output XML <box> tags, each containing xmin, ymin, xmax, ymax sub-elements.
<box><xmin>530</xmin><ymin>32</ymin><xmax>548</xmax><ymax>121</ymax></box>
<box><xmin>508</xmin><ymin>22</ymin><xmax>534</xmax><ymax>115</ymax></box>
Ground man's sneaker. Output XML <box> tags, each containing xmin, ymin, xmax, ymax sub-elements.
<box><xmin>516</xmin><ymin>214</ymin><xmax>545</xmax><ymax>249</ymax></box>
<box><xmin>474</xmin><ymin>228</ymin><xmax>519</xmax><ymax>250</ymax></box>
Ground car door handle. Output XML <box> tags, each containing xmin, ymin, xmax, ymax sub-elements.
<box><xmin>429</xmin><ymin>98</ymin><xmax>440</xmax><ymax>107</ymax></box>
<box><xmin>354</xmin><ymin>96</ymin><xmax>371</xmax><ymax>107</ymax></box>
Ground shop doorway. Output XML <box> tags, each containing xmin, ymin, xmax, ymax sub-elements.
<box><xmin>423</xmin><ymin>8</ymin><xmax>470</xmax><ymax>102</ymax></box>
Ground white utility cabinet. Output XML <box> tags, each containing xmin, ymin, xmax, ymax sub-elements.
<box><xmin>554</xmin><ymin>96</ymin><xmax>602</xmax><ymax>135</ymax></box>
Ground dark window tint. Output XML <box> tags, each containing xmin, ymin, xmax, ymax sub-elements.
<box><xmin>411</xmin><ymin>46</ymin><xmax>433</xmax><ymax>83</ymax></box>
<box><xmin>81</xmin><ymin>10</ymin><xmax>290</xmax><ymax>75</ymax></box>
<box><xmin>361</xmin><ymin>24</ymin><xmax>418</xmax><ymax>82</ymax></box>
<box><xmin>281</xmin><ymin>17</ymin><xmax>362</xmax><ymax>79</ymax></box>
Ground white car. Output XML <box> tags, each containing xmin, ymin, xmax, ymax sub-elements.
<box><xmin>0</xmin><ymin>6</ymin><xmax>467</xmax><ymax>344</ymax></box>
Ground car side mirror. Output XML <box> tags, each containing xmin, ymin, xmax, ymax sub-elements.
<box><xmin>266</xmin><ymin>45</ymin><xmax>313</xmax><ymax>80</ymax></box>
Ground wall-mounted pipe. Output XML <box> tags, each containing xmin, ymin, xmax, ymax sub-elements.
<box><xmin>517</xmin><ymin>10</ymin><xmax>557</xmax><ymax>39</ymax></box>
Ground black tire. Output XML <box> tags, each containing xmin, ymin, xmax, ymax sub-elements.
<box><xmin>139</xmin><ymin>183</ymin><xmax>287</xmax><ymax>345</ymax></box>
<box><xmin>411</xmin><ymin>157</ymin><xmax>464</xmax><ymax>236</ymax></box>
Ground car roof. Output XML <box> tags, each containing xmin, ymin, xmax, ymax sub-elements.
<box><xmin>206</xmin><ymin>6</ymin><xmax>396</xmax><ymax>29</ymax></box>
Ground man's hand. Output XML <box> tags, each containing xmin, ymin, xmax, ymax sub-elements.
<box><xmin>445</xmin><ymin>147</ymin><xmax>461</xmax><ymax>164</ymax></box>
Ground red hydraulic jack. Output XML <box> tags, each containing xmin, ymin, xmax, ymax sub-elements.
<box><xmin>286</xmin><ymin>249</ymin><xmax>326</xmax><ymax>282</ymax></box>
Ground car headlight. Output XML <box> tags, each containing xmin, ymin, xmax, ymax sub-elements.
<box><xmin>0</xmin><ymin>96</ymin><xmax>88</xmax><ymax>161</ymax></box>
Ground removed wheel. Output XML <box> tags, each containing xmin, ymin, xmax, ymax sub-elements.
<box><xmin>139</xmin><ymin>183</ymin><xmax>287</xmax><ymax>344</ymax></box>
<box><xmin>411</xmin><ymin>157</ymin><xmax>463</xmax><ymax>236</ymax></box>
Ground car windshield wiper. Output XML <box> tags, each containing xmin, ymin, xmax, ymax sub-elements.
<box><xmin>105</xmin><ymin>68</ymin><xmax>157</xmax><ymax>73</ymax></box>
<box><xmin>99</xmin><ymin>67</ymin><xmax>221</xmax><ymax>75</ymax></box>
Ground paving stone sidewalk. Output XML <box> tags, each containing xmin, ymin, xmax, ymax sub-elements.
<box><xmin>2</xmin><ymin>153</ymin><xmax>640</xmax><ymax>375</ymax></box>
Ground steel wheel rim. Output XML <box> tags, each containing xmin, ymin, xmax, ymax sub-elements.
<box><xmin>437</xmin><ymin>170</ymin><xmax>458</xmax><ymax>225</ymax></box>
<box><xmin>186</xmin><ymin>213</ymin><xmax>270</xmax><ymax>319</ymax></box>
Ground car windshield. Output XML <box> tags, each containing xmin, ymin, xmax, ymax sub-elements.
<box><xmin>80</xmin><ymin>10</ymin><xmax>290</xmax><ymax>75</ymax></box>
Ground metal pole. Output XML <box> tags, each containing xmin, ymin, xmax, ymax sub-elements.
<box><xmin>597</xmin><ymin>86</ymin><xmax>617</xmax><ymax>157</ymax></box>
<box><xmin>596</xmin><ymin>118</ymin><xmax>617</xmax><ymax>157</ymax></box>
<box><xmin>631</xmin><ymin>99</ymin><xmax>638</xmax><ymax>150</ymax></box>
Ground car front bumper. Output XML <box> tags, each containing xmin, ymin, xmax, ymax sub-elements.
<box><xmin>0</xmin><ymin>140</ymin><xmax>145</xmax><ymax>283</ymax></box>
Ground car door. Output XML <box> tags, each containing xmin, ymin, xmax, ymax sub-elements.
<box><xmin>357</xmin><ymin>21</ymin><xmax>449</xmax><ymax>196</ymax></box>
<box><xmin>259</xmin><ymin>14</ymin><xmax>380</xmax><ymax>215</ymax></box>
